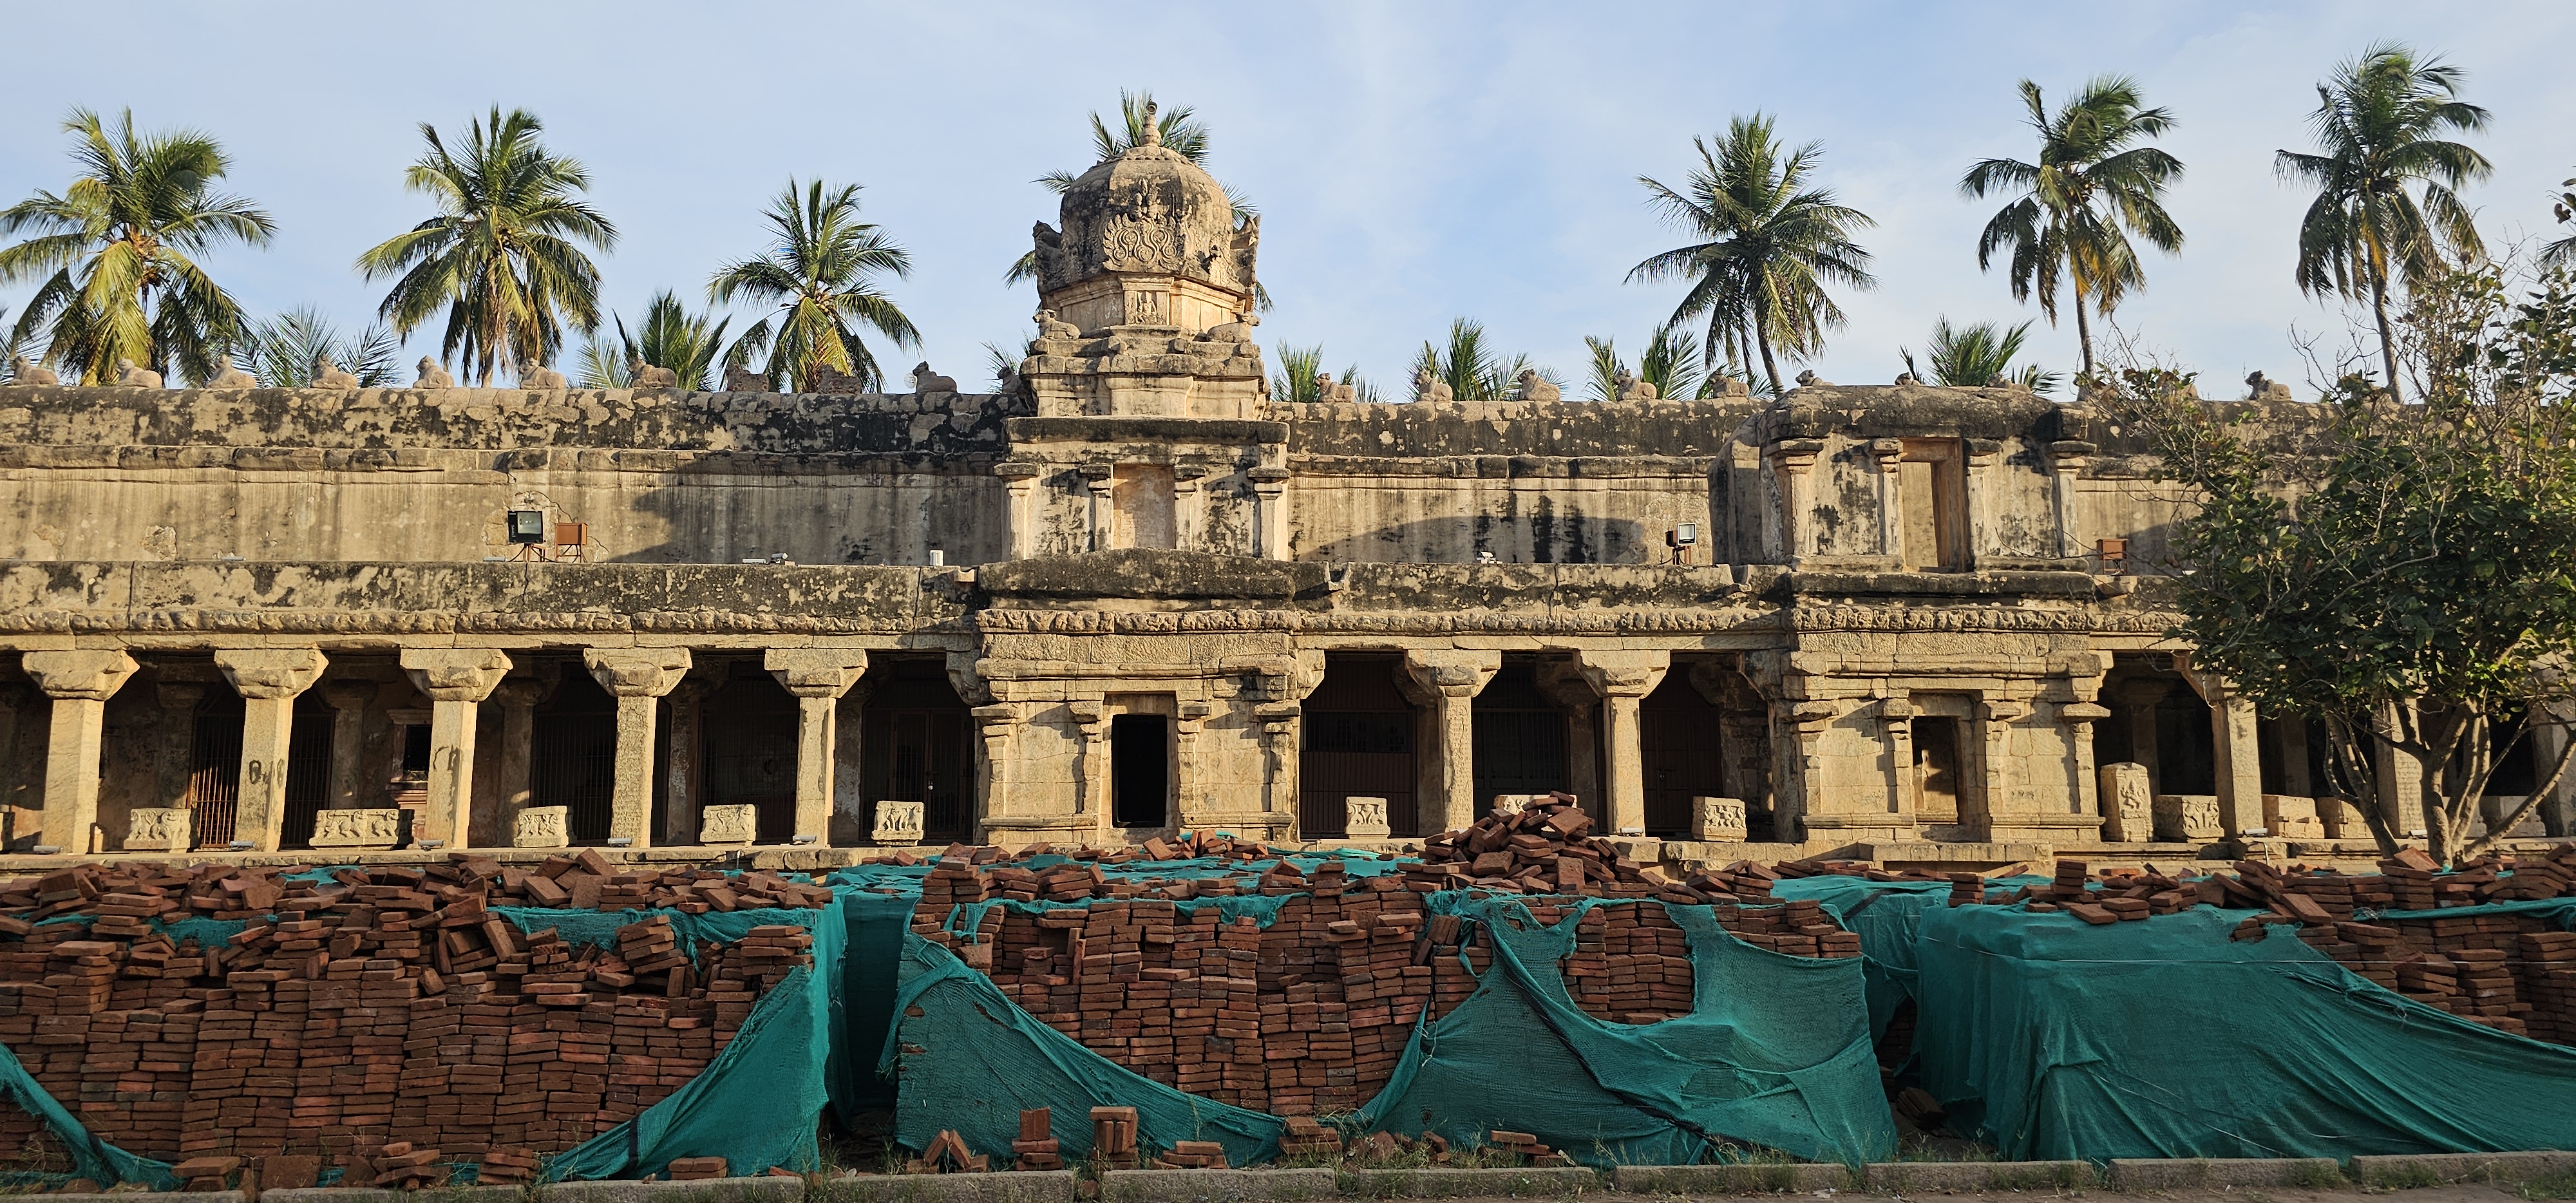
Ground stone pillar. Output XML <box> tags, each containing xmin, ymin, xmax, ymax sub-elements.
<box><xmin>1534</xmin><ymin>661</ymin><xmax>1603</xmax><ymax>819</ymax></box>
<box><xmin>1763</xmin><ymin>439</ymin><xmax>1824</xmax><ymax>563</ymax></box>
<box><xmin>1400</xmin><ymin>650</ymin><xmax>1500</xmax><ymax>834</ymax></box>
<box><xmin>0</xmin><ymin>685</ymin><xmax>31</xmax><ymax>840</ymax></box>
<box><xmin>489</xmin><ymin>676</ymin><xmax>549</xmax><ymax>846</ymax></box>
<box><xmin>1173</xmin><ymin>467</ymin><xmax>1207</xmax><ymax>550</ymax></box>
<box><xmin>971</xmin><ymin>704</ymin><xmax>1017</xmax><ymax>834</ymax></box>
<box><xmin>659</xmin><ymin>675</ymin><xmax>709</xmax><ymax>848</ymax></box>
<box><xmin>766</xmin><ymin>650</ymin><xmax>869</xmax><ymax>846</ymax></box>
<box><xmin>1249</xmin><ymin>468</ymin><xmax>1290</xmax><ymax>560</ymax></box>
<box><xmin>322</xmin><ymin>681</ymin><xmax>377</xmax><ymax>810</ymax></box>
<box><xmin>1964</xmin><ymin>439</ymin><xmax>2004</xmax><ymax>564</ymax></box>
<box><xmin>400</xmin><ymin>649</ymin><xmax>513</xmax><ymax>848</ymax></box>
<box><xmin>2047</xmin><ymin>440</ymin><xmax>2094</xmax><ymax>558</ymax></box>
<box><xmin>582</xmin><ymin>649</ymin><xmax>692</xmax><ymax>849</ymax></box>
<box><xmin>997</xmin><ymin>463</ymin><xmax>1041</xmax><ymax>560</ymax></box>
<box><xmin>2533</xmin><ymin>723</ymin><xmax>2576</xmax><ymax>838</ymax></box>
<box><xmin>153</xmin><ymin>683</ymin><xmax>206</xmax><ymax>806</ymax></box>
<box><xmin>1575</xmin><ymin>650</ymin><xmax>1671</xmax><ymax>837</ymax></box>
<box><xmin>1078</xmin><ymin>466</ymin><xmax>1113</xmax><ymax>552</ymax></box>
<box><xmin>2374</xmin><ymin>702</ymin><xmax>2425</xmax><ymax>835</ymax></box>
<box><xmin>1869</xmin><ymin>439</ymin><xmax>1905</xmax><ymax>562</ymax></box>
<box><xmin>2060</xmin><ymin>703</ymin><xmax>2112</xmax><ymax>817</ymax></box>
<box><xmin>215</xmin><ymin>649</ymin><xmax>328</xmax><ymax>852</ymax></box>
<box><xmin>2271</xmin><ymin>715</ymin><xmax>2313</xmax><ymax>798</ymax></box>
<box><xmin>24</xmin><ymin>650</ymin><xmax>138</xmax><ymax>854</ymax></box>
<box><xmin>1070</xmin><ymin>701</ymin><xmax>1108</xmax><ymax>832</ymax></box>
<box><xmin>1976</xmin><ymin>698</ymin><xmax>2030</xmax><ymax>838</ymax></box>
<box><xmin>2117</xmin><ymin>680</ymin><xmax>2168</xmax><ymax>801</ymax></box>
<box><xmin>2177</xmin><ymin>656</ymin><xmax>2264</xmax><ymax>837</ymax></box>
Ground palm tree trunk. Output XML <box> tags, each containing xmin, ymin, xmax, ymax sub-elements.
<box><xmin>1754</xmin><ymin>322</ymin><xmax>1783</xmax><ymax>396</ymax></box>
<box><xmin>2071</xmin><ymin>274</ymin><xmax>2095</xmax><ymax>382</ymax></box>
<box><xmin>2369</xmin><ymin>266</ymin><xmax>2402</xmax><ymax>404</ymax></box>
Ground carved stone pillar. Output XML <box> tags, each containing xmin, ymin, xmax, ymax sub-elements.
<box><xmin>1575</xmin><ymin>650</ymin><xmax>1671</xmax><ymax>837</ymax></box>
<box><xmin>215</xmin><ymin>649</ymin><xmax>328</xmax><ymax>852</ymax></box>
<box><xmin>1070</xmin><ymin>701</ymin><xmax>1108</xmax><ymax>835</ymax></box>
<box><xmin>401</xmin><ymin>649</ymin><xmax>513</xmax><ymax>848</ymax></box>
<box><xmin>2374</xmin><ymin>701</ymin><xmax>2424</xmax><ymax>835</ymax></box>
<box><xmin>1976</xmin><ymin>698</ymin><xmax>2031</xmax><ymax>839</ymax></box>
<box><xmin>2048</xmin><ymin>440</ymin><xmax>2095</xmax><ymax>559</ymax></box>
<box><xmin>489</xmin><ymin>676</ymin><xmax>551</xmax><ymax>847</ymax></box>
<box><xmin>1763</xmin><ymin>439</ymin><xmax>1824</xmax><ymax>563</ymax></box>
<box><xmin>1401</xmin><ymin>649</ymin><xmax>1501</xmax><ymax>834</ymax></box>
<box><xmin>2060</xmin><ymin>703</ymin><xmax>2113</xmax><ymax>817</ymax></box>
<box><xmin>766</xmin><ymin>650</ymin><xmax>869</xmax><ymax>846</ymax></box>
<box><xmin>25</xmin><ymin>650</ymin><xmax>138</xmax><ymax>853</ymax></box>
<box><xmin>1173</xmin><ymin>466</ymin><xmax>1207</xmax><ymax>550</ymax></box>
<box><xmin>582</xmin><ymin>648</ymin><xmax>691</xmax><ymax>848</ymax></box>
<box><xmin>2116</xmin><ymin>679</ymin><xmax>2169</xmax><ymax>801</ymax></box>
<box><xmin>1964</xmin><ymin>439</ymin><xmax>2004</xmax><ymax>564</ymax></box>
<box><xmin>970</xmin><ymin>704</ymin><xmax>1018</xmax><ymax>835</ymax></box>
<box><xmin>659</xmin><ymin>674</ymin><xmax>710</xmax><ymax>848</ymax></box>
<box><xmin>0</xmin><ymin>685</ymin><xmax>32</xmax><ymax>840</ymax></box>
<box><xmin>1879</xmin><ymin>696</ymin><xmax>1919</xmax><ymax>823</ymax></box>
<box><xmin>154</xmin><ymin>682</ymin><xmax>206</xmax><ymax>806</ymax></box>
<box><xmin>2177</xmin><ymin>654</ymin><xmax>2264</xmax><ymax>837</ymax></box>
<box><xmin>1533</xmin><ymin>661</ymin><xmax>1603</xmax><ymax>819</ymax></box>
<box><xmin>322</xmin><ymin>680</ymin><xmax>377</xmax><ymax>810</ymax></box>
<box><xmin>1249</xmin><ymin>468</ymin><xmax>1290</xmax><ymax>559</ymax></box>
<box><xmin>1078</xmin><ymin>466</ymin><xmax>1114</xmax><ymax>552</ymax></box>
<box><xmin>1869</xmin><ymin>438</ymin><xmax>1906</xmax><ymax>563</ymax></box>
<box><xmin>997</xmin><ymin>462</ymin><xmax>1042</xmax><ymax>560</ymax></box>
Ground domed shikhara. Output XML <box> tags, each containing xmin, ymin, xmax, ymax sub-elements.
<box><xmin>1030</xmin><ymin>129</ymin><xmax>1259</xmax><ymax>337</ymax></box>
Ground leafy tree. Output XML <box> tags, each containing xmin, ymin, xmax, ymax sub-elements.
<box><xmin>356</xmin><ymin>107</ymin><xmax>618</xmax><ymax>386</ymax></box>
<box><xmin>2103</xmin><ymin>255</ymin><xmax>2576</xmax><ymax>865</ymax></box>
<box><xmin>1628</xmin><ymin>114</ymin><xmax>1877</xmax><ymax>395</ymax></box>
<box><xmin>574</xmin><ymin>336</ymin><xmax>629</xmax><ymax>389</ymax></box>
<box><xmin>580</xmin><ymin>290</ymin><xmax>730</xmax><ymax>390</ymax></box>
<box><xmin>1961</xmin><ymin>76</ymin><xmax>2185</xmax><ymax>379</ymax></box>
<box><xmin>2277</xmin><ymin>43</ymin><xmax>2491</xmax><ymax>403</ymax></box>
<box><xmin>1585</xmin><ymin>328</ymin><xmax>1707</xmax><ymax>401</ymax></box>
<box><xmin>0</xmin><ymin>108</ymin><xmax>274</xmax><ymax>384</ymax></box>
<box><xmin>1410</xmin><ymin>318</ymin><xmax>1557</xmax><ymax>403</ymax></box>
<box><xmin>1005</xmin><ymin>90</ymin><xmax>1267</xmax><ymax>310</ymax></box>
<box><xmin>2544</xmin><ymin>172</ymin><xmax>2576</xmax><ymax>269</ymax></box>
<box><xmin>1899</xmin><ymin>317</ymin><xmax>2064</xmax><ymax>393</ymax></box>
<box><xmin>1270</xmin><ymin>343</ymin><xmax>1374</xmax><ymax>403</ymax></box>
<box><xmin>710</xmin><ymin>179</ymin><xmax>920</xmax><ymax>392</ymax></box>
<box><xmin>232</xmin><ymin>307</ymin><xmax>401</xmax><ymax>387</ymax></box>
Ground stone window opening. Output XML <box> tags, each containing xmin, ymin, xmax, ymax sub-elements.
<box><xmin>1896</xmin><ymin>439</ymin><xmax>1967</xmax><ymax>571</ymax></box>
<box><xmin>1111</xmin><ymin>712</ymin><xmax>1171</xmax><ymax>828</ymax></box>
<box><xmin>1909</xmin><ymin>712</ymin><xmax>1967</xmax><ymax>825</ymax></box>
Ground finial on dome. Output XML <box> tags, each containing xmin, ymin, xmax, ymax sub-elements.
<box><xmin>1141</xmin><ymin>100</ymin><xmax>1162</xmax><ymax>147</ymax></box>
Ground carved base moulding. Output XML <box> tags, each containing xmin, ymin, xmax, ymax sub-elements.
<box><xmin>126</xmin><ymin>808</ymin><xmax>191</xmax><ymax>854</ymax></box>
<box><xmin>1343</xmin><ymin>796</ymin><xmax>1390</xmax><ymax>840</ymax></box>
<box><xmin>309</xmin><ymin>808</ymin><xmax>408</xmax><ymax>851</ymax></box>
<box><xmin>699</xmin><ymin>804</ymin><xmax>760</xmax><ymax>847</ymax></box>
<box><xmin>514</xmin><ymin>806</ymin><xmax>571</xmax><ymax>849</ymax></box>
<box><xmin>1689</xmin><ymin>796</ymin><xmax>1748</xmax><ymax>843</ymax></box>
<box><xmin>873</xmin><ymin>800</ymin><xmax>925</xmax><ymax>848</ymax></box>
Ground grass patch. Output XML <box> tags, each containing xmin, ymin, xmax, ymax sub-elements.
<box><xmin>2371</xmin><ymin>1163</ymin><xmax>2446</xmax><ymax>1191</ymax></box>
<box><xmin>2287</xmin><ymin>1162</ymin><xmax>2348</xmax><ymax>1189</ymax></box>
<box><xmin>2517</xmin><ymin>1170</ymin><xmax>2576</xmax><ymax>1200</ymax></box>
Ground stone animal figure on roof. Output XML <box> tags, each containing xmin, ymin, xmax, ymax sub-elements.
<box><xmin>911</xmin><ymin>362</ymin><xmax>958</xmax><ymax>394</ymax></box>
<box><xmin>413</xmin><ymin>357</ymin><xmax>456</xmax><ymax>390</ymax></box>
<box><xmin>312</xmin><ymin>355</ymin><xmax>361</xmax><ymax>389</ymax></box>
<box><xmin>1034</xmin><ymin>309</ymin><xmax>1082</xmax><ymax>341</ymax></box>
<box><xmin>522</xmin><ymin>365</ymin><xmax>569</xmax><ymax>390</ymax></box>
<box><xmin>722</xmin><ymin>366</ymin><xmax>766</xmax><ymax>393</ymax></box>
<box><xmin>2246</xmin><ymin>370</ymin><xmax>2293</xmax><ymax>401</ymax></box>
<box><xmin>628</xmin><ymin>355</ymin><xmax>678</xmax><ymax>389</ymax></box>
<box><xmin>205</xmin><ymin>364</ymin><xmax>257</xmax><ymax>388</ymax></box>
<box><xmin>5</xmin><ymin>356</ymin><xmax>58</xmax><ymax>386</ymax></box>
<box><xmin>1512</xmin><ymin>369</ymin><xmax>1559</xmax><ymax>403</ymax></box>
<box><xmin>1615</xmin><ymin>368</ymin><xmax>1658</xmax><ymax>401</ymax></box>
<box><xmin>1795</xmin><ymin>370</ymin><xmax>1826</xmax><ymax>387</ymax></box>
<box><xmin>1412</xmin><ymin>366</ymin><xmax>1453</xmax><ymax>403</ymax></box>
<box><xmin>1314</xmin><ymin>372</ymin><xmax>1356</xmax><ymax>404</ymax></box>
<box><xmin>1201</xmin><ymin>311</ymin><xmax>1257</xmax><ymax>343</ymax></box>
<box><xmin>116</xmin><ymin>358</ymin><xmax>162</xmax><ymax>388</ymax></box>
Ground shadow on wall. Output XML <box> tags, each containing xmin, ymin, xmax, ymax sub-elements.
<box><xmin>1306</xmin><ymin>515</ymin><xmax>1654</xmax><ymax>565</ymax></box>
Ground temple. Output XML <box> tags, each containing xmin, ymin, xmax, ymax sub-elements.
<box><xmin>0</xmin><ymin>131</ymin><xmax>2564</xmax><ymax>869</ymax></box>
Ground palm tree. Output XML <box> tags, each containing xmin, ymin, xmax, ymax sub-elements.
<box><xmin>2277</xmin><ymin>43</ymin><xmax>2491</xmax><ymax>402</ymax></box>
<box><xmin>232</xmin><ymin>307</ymin><xmax>401</xmax><ymax>387</ymax></box>
<box><xmin>1585</xmin><ymin>328</ymin><xmax>1707</xmax><ymax>401</ymax></box>
<box><xmin>2539</xmin><ymin>173</ymin><xmax>2575</xmax><ymax>269</ymax></box>
<box><xmin>1900</xmin><ymin>317</ymin><xmax>2065</xmax><ymax>393</ymax></box>
<box><xmin>1629</xmin><ymin>114</ymin><xmax>1877</xmax><ymax>395</ymax></box>
<box><xmin>0</xmin><ymin>108</ymin><xmax>274</xmax><ymax>384</ymax></box>
<box><xmin>1269</xmin><ymin>344</ymin><xmax>1376</xmax><ymax>404</ymax></box>
<box><xmin>355</xmin><ymin>107</ymin><xmax>618</xmax><ymax>386</ymax></box>
<box><xmin>0</xmin><ymin>303</ymin><xmax>28</xmax><ymax>382</ymax></box>
<box><xmin>1961</xmin><ymin>77</ymin><xmax>2185</xmax><ymax>380</ymax></box>
<box><xmin>1005</xmin><ymin>90</ymin><xmax>1269</xmax><ymax>309</ymax></box>
<box><xmin>1410</xmin><ymin>318</ymin><xmax>1557</xmax><ymax>403</ymax></box>
<box><xmin>605</xmin><ymin>291</ymin><xmax>730</xmax><ymax>390</ymax></box>
<box><xmin>574</xmin><ymin>336</ymin><xmax>630</xmax><ymax>389</ymax></box>
<box><xmin>710</xmin><ymin>179</ymin><xmax>920</xmax><ymax>392</ymax></box>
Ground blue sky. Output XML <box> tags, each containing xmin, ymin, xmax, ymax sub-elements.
<box><xmin>3</xmin><ymin>1</ymin><xmax>2571</xmax><ymax>395</ymax></box>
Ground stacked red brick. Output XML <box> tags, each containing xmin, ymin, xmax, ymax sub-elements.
<box><xmin>0</xmin><ymin>855</ymin><xmax>825</xmax><ymax>1175</ymax></box>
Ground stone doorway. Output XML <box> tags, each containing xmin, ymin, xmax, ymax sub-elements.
<box><xmin>276</xmin><ymin>696</ymin><xmax>332</xmax><ymax>850</ymax></box>
<box><xmin>532</xmin><ymin>669</ymin><xmax>616</xmax><ymax>844</ymax></box>
<box><xmin>1112</xmin><ymin>714</ymin><xmax>1170</xmax><ymax>828</ymax></box>
<box><xmin>862</xmin><ymin>655</ymin><xmax>976</xmax><ymax>844</ymax></box>
<box><xmin>701</xmin><ymin>665</ymin><xmax>799</xmax><ymax>843</ymax></box>
<box><xmin>1640</xmin><ymin>674</ymin><xmax>1722</xmax><ymax>838</ymax></box>
<box><xmin>1472</xmin><ymin>662</ymin><xmax>1569</xmax><ymax>808</ymax></box>
<box><xmin>185</xmin><ymin>697</ymin><xmax>243</xmax><ymax>848</ymax></box>
<box><xmin>1299</xmin><ymin>654</ymin><xmax>1418</xmax><ymax>838</ymax></box>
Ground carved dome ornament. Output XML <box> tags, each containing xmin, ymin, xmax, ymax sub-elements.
<box><xmin>1029</xmin><ymin>101</ymin><xmax>1260</xmax><ymax>326</ymax></box>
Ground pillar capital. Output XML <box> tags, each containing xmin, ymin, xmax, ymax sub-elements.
<box><xmin>402</xmin><ymin>649</ymin><xmax>514</xmax><ymax>703</ymax></box>
<box><xmin>1401</xmin><ymin>649</ymin><xmax>1501</xmax><ymax>697</ymax></box>
<box><xmin>583</xmin><ymin>647</ymin><xmax>692</xmax><ymax>697</ymax></box>
<box><xmin>323</xmin><ymin>679</ymin><xmax>379</xmax><ymax>712</ymax></box>
<box><xmin>1574</xmin><ymin>649</ymin><xmax>1671</xmax><ymax>699</ymax></box>
<box><xmin>23</xmin><ymin>650</ymin><xmax>137</xmax><ymax>701</ymax></box>
<box><xmin>764</xmin><ymin>649</ymin><xmax>869</xmax><ymax>699</ymax></box>
<box><xmin>489</xmin><ymin>675</ymin><xmax>553</xmax><ymax>708</ymax></box>
<box><xmin>2059</xmin><ymin>702</ymin><xmax>2113</xmax><ymax>725</ymax></box>
<box><xmin>215</xmin><ymin>648</ymin><xmax>328</xmax><ymax>699</ymax></box>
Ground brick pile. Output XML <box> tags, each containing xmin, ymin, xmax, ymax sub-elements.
<box><xmin>0</xmin><ymin>855</ymin><xmax>822</xmax><ymax>1175</ymax></box>
<box><xmin>911</xmin><ymin>840</ymin><xmax>1861</xmax><ymax>1113</ymax></box>
<box><xmin>1416</xmin><ymin>797</ymin><xmax>1783</xmax><ymax>903</ymax></box>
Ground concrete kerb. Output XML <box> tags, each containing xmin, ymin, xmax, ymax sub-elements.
<box><xmin>1611</xmin><ymin>1164</ymin><xmax>1854</xmax><ymax>1194</ymax></box>
<box><xmin>1333</xmin><ymin>1166</ymin><xmax>1601</xmax><ymax>1198</ymax></box>
<box><xmin>810</xmin><ymin>1171</ymin><xmax>1080</xmax><ymax>1203</ymax></box>
<box><xmin>267</xmin><ymin>1189</ymin><xmax>526</xmax><ymax>1203</ymax></box>
<box><xmin>2349</xmin><ymin>1151</ymin><xmax>2576</xmax><ymax>1188</ymax></box>
<box><xmin>1863</xmin><ymin>1161</ymin><xmax>2098</xmax><ymax>1193</ymax></box>
<box><xmin>2107</xmin><ymin>1158</ymin><xmax>2344</xmax><ymax>1189</ymax></box>
<box><xmin>541</xmin><ymin>1177</ymin><xmax>806</xmax><ymax>1203</ymax></box>
<box><xmin>1099</xmin><ymin>1168</ymin><xmax>1337</xmax><ymax>1203</ymax></box>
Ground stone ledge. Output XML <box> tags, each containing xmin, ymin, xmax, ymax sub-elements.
<box><xmin>2350</xmin><ymin>1151</ymin><xmax>2576</xmax><ymax>1186</ymax></box>
<box><xmin>1099</xmin><ymin>1168</ymin><xmax>1335</xmax><ymax>1203</ymax></box>
<box><xmin>1863</xmin><ymin>1160</ymin><xmax>2096</xmax><ymax>1192</ymax></box>
<box><xmin>811</xmin><ymin>1171</ymin><xmax>1077</xmax><ymax>1203</ymax></box>
<box><xmin>43</xmin><ymin>1194</ymin><xmax>243</xmax><ymax>1203</ymax></box>
<box><xmin>264</xmin><ymin>1188</ymin><xmax>524</xmax><ymax>1203</ymax></box>
<box><xmin>542</xmin><ymin>1177</ymin><xmax>804</xmax><ymax>1203</ymax></box>
<box><xmin>1612</xmin><ymin>1163</ymin><xmax>1852</xmax><ymax>1193</ymax></box>
<box><xmin>1331</xmin><ymin>1167</ymin><xmax>1600</xmax><ymax>1198</ymax></box>
<box><xmin>2107</xmin><ymin>1157</ymin><xmax>2343</xmax><ymax>1189</ymax></box>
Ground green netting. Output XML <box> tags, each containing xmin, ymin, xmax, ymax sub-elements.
<box><xmin>0</xmin><ymin>1039</ymin><xmax>175</xmax><ymax>1189</ymax></box>
<box><xmin>1354</xmin><ymin>895</ymin><xmax>1895</xmax><ymax>1166</ymax></box>
<box><xmin>1769</xmin><ymin>877</ymin><xmax>1951</xmax><ymax>1038</ymax></box>
<box><xmin>880</xmin><ymin>891</ymin><xmax>1895</xmax><ymax>1168</ymax></box>
<box><xmin>1911</xmin><ymin>902</ymin><xmax>2576</xmax><ymax>1160</ymax></box>
<box><xmin>883</xmin><ymin>934</ymin><xmax>1287</xmax><ymax>1166</ymax></box>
